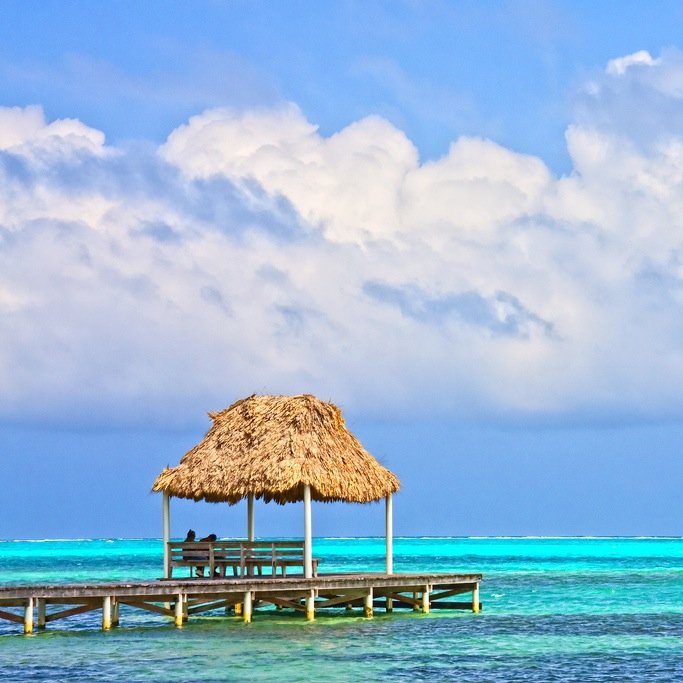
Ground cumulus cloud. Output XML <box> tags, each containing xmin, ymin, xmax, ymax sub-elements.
<box><xmin>3</xmin><ymin>49</ymin><xmax>683</xmax><ymax>427</ymax></box>
<box><xmin>577</xmin><ymin>47</ymin><xmax>683</xmax><ymax>150</ymax></box>
<box><xmin>606</xmin><ymin>50</ymin><xmax>659</xmax><ymax>76</ymax></box>
<box><xmin>161</xmin><ymin>105</ymin><xmax>418</xmax><ymax>243</ymax></box>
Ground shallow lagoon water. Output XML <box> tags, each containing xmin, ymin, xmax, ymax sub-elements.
<box><xmin>1</xmin><ymin>537</ymin><xmax>682</xmax><ymax>681</ymax></box>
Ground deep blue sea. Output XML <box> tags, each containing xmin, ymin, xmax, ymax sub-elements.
<box><xmin>1</xmin><ymin>537</ymin><xmax>682</xmax><ymax>681</ymax></box>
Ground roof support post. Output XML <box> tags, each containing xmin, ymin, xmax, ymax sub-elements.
<box><xmin>303</xmin><ymin>484</ymin><xmax>313</xmax><ymax>579</ymax></box>
<box><xmin>385</xmin><ymin>492</ymin><xmax>393</xmax><ymax>575</ymax></box>
<box><xmin>162</xmin><ymin>492</ymin><xmax>171</xmax><ymax>579</ymax></box>
<box><xmin>247</xmin><ymin>494</ymin><xmax>255</xmax><ymax>542</ymax></box>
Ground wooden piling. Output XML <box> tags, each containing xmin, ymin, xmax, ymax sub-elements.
<box><xmin>37</xmin><ymin>599</ymin><xmax>46</xmax><ymax>630</ymax></box>
<box><xmin>174</xmin><ymin>593</ymin><xmax>184</xmax><ymax>627</ymax></box>
<box><xmin>102</xmin><ymin>596</ymin><xmax>112</xmax><ymax>631</ymax></box>
<box><xmin>472</xmin><ymin>582</ymin><xmax>480</xmax><ymax>613</ymax></box>
<box><xmin>243</xmin><ymin>591</ymin><xmax>253</xmax><ymax>624</ymax></box>
<box><xmin>364</xmin><ymin>589</ymin><xmax>373</xmax><ymax>618</ymax></box>
<box><xmin>305</xmin><ymin>590</ymin><xmax>315</xmax><ymax>621</ymax></box>
<box><xmin>23</xmin><ymin>598</ymin><xmax>33</xmax><ymax>635</ymax></box>
<box><xmin>422</xmin><ymin>588</ymin><xmax>430</xmax><ymax>614</ymax></box>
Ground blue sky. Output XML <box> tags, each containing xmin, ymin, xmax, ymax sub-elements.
<box><xmin>2</xmin><ymin>1</ymin><xmax>683</xmax><ymax>539</ymax></box>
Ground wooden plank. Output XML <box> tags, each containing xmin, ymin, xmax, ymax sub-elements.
<box><xmin>117</xmin><ymin>600</ymin><xmax>174</xmax><ymax>617</ymax></box>
<box><xmin>186</xmin><ymin>600</ymin><xmax>232</xmax><ymax>615</ymax></box>
<box><xmin>256</xmin><ymin>594</ymin><xmax>306</xmax><ymax>612</ymax></box>
<box><xmin>384</xmin><ymin>592</ymin><xmax>421</xmax><ymax>608</ymax></box>
<box><xmin>430</xmin><ymin>601</ymin><xmax>483</xmax><ymax>610</ymax></box>
<box><xmin>428</xmin><ymin>586</ymin><xmax>474</xmax><ymax>601</ymax></box>
<box><xmin>313</xmin><ymin>592</ymin><xmax>366</xmax><ymax>608</ymax></box>
<box><xmin>45</xmin><ymin>603</ymin><xmax>99</xmax><ymax>623</ymax></box>
<box><xmin>0</xmin><ymin>608</ymin><xmax>23</xmax><ymax>624</ymax></box>
<box><xmin>369</xmin><ymin>598</ymin><xmax>482</xmax><ymax>611</ymax></box>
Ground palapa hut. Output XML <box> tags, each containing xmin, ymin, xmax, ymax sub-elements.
<box><xmin>152</xmin><ymin>394</ymin><xmax>400</xmax><ymax>578</ymax></box>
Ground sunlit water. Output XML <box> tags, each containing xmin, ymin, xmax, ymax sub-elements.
<box><xmin>1</xmin><ymin>537</ymin><xmax>682</xmax><ymax>681</ymax></box>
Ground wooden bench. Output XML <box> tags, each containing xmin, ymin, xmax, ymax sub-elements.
<box><xmin>269</xmin><ymin>542</ymin><xmax>319</xmax><ymax>578</ymax></box>
<box><xmin>241</xmin><ymin>541</ymin><xmax>319</xmax><ymax>578</ymax></box>
<box><xmin>166</xmin><ymin>541</ymin><xmax>241</xmax><ymax>578</ymax></box>
<box><xmin>166</xmin><ymin>540</ymin><xmax>319</xmax><ymax>579</ymax></box>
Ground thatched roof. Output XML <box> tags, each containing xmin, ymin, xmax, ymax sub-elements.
<box><xmin>152</xmin><ymin>394</ymin><xmax>400</xmax><ymax>505</ymax></box>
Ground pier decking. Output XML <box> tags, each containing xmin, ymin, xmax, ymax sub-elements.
<box><xmin>0</xmin><ymin>572</ymin><xmax>482</xmax><ymax>634</ymax></box>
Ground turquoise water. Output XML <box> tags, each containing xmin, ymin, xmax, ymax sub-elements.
<box><xmin>1</xmin><ymin>537</ymin><xmax>682</xmax><ymax>681</ymax></box>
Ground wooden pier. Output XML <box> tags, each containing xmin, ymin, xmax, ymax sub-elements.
<box><xmin>0</xmin><ymin>572</ymin><xmax>482</xmax><ymax>634</ymax></box>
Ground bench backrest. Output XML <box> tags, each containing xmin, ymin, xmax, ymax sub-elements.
<box><xmin>165</xmin><ymin>540</ymin><xmax>311</xmax><ymax>578</ymax></box>
<box><xmin>240</xmin><ymin>541</ymin><xmax>305</xmax><ymax>562</ymax></box>
<box><xmin>168</xmin><ymin>541</ymin><xmax>243</xmax><ymax>562</ymax></box>
<box><xmin>167</xmin><ymin>540</ymin><xmax>306</xmax><ymax>565</ymax></box>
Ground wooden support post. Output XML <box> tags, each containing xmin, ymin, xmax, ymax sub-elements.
<box><xmin>385</xmin><ymin>493</ymin><xmax>393</xmax><ymax>575</ymax></box>
<box><xmin>472</xmin><ymin>582</ymin><xmax>480</xmax><ymax>613</ymax></box>
<box><xmin>23</xmin><ymin>598</ymin><xmax>33</xmax><ymax>635</ymax></box>
<box><xmin>234</xmin><ymin>602</ymin><xmax>242</xmax><ymax>616</ymax></box>
<box><xmin>37</xmin><ymin>599</ymin><xmax>46</xmax><ymax>630</ymax></box>
<box><xmin>174</xmin><ymin>593</ymin><xmax>184</xmax><ymax>628</ymax></box>
<box><xmin>364</xmin><ymin>589</ymin><xmax>373</xmax><ymax>619</ymax></box>
<box><xmin>412</xmin><ymin>591</ymin><xmax>419</xmax><ymax>612</ymax></box>
<box><xmin>162</xmin><ymin>492</ymin><xmax>170</xmax><ymax>579</ymax></box>
<box><xmin>243</xmin><ymin>591</ymin><xmax>253</xmax><ymax>624</ymax></box>
<box><xmin>386</xmin><ymin>596</ymin><xmax>393</xmax><ymax>613</ymax></box>
<box><xmin>102</xmin><ymin>596</ymin><xmax>112</xmax><ymax>631</ymax></box>
<box><xmin>247</xmin><ymin>494</ymin><xmax>255</xmax><ymax>542</ymax></box>
<box><xmin>305</xmin><ymin>590</ymin><xmax>315</xmax><ymax>621</ymax></box>
<box><xmin>303</xmin><ymin>484</ymin><xmax>313</xmax><ymax>579</ymax></box>
<box><xmin>183</xmin><ymin>593</ymin><xmax>189</xmax><ymax>622</ymax></box>
<box><xmin>422</xmin><ymin>588</ymin><xmax>430</xmax><ymax>615</ymax></box>
<box><xmin>112</xmin><ymin>598</ymin><xmax>120</xmax><ymax>627</ymax></box>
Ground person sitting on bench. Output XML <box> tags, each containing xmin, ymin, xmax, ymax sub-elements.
<box><xmin>195</xmin><ymin>533</ymin><xmax>217</xmax><ymax>577</ymax></box>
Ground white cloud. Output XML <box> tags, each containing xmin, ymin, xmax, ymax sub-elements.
<box><xmin>0</xmin><ymin>106</ymin><xmax>105</xmax><ymax>153</ymax></box>
<box><xmin>577</xmin><ymin>48</ymin><xmax>683</xmax><ymax>151</ymax></box>
<box><xmin>0</xmin><ymin>105</ymin><xmax>45</xmax><ymax>149</ymax></box>
<box><xmin>3</xmin><ymin>48</ymin><xmax>683</xmax><ymax>428</ymax></box>
<box><xmin>162</xmin><ymin>105</ymin><xmax>418</xmax><ymax>243</ymax></box>
<box><xmin>607</xmin><ymin>50</ymin><xmax>659</xmax><ymax>75</ymax></box>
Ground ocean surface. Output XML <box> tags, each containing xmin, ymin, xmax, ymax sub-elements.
<box><xmin>1</xmin><ymin>537</ymin><xmax>682</xmax><ymax>682</ymax></box>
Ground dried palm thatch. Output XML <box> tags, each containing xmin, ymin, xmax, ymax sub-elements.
<box><xmin>152</xmin><ymin>394</ymin><xmax>400</xmax><ymax>505</ymax></box>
